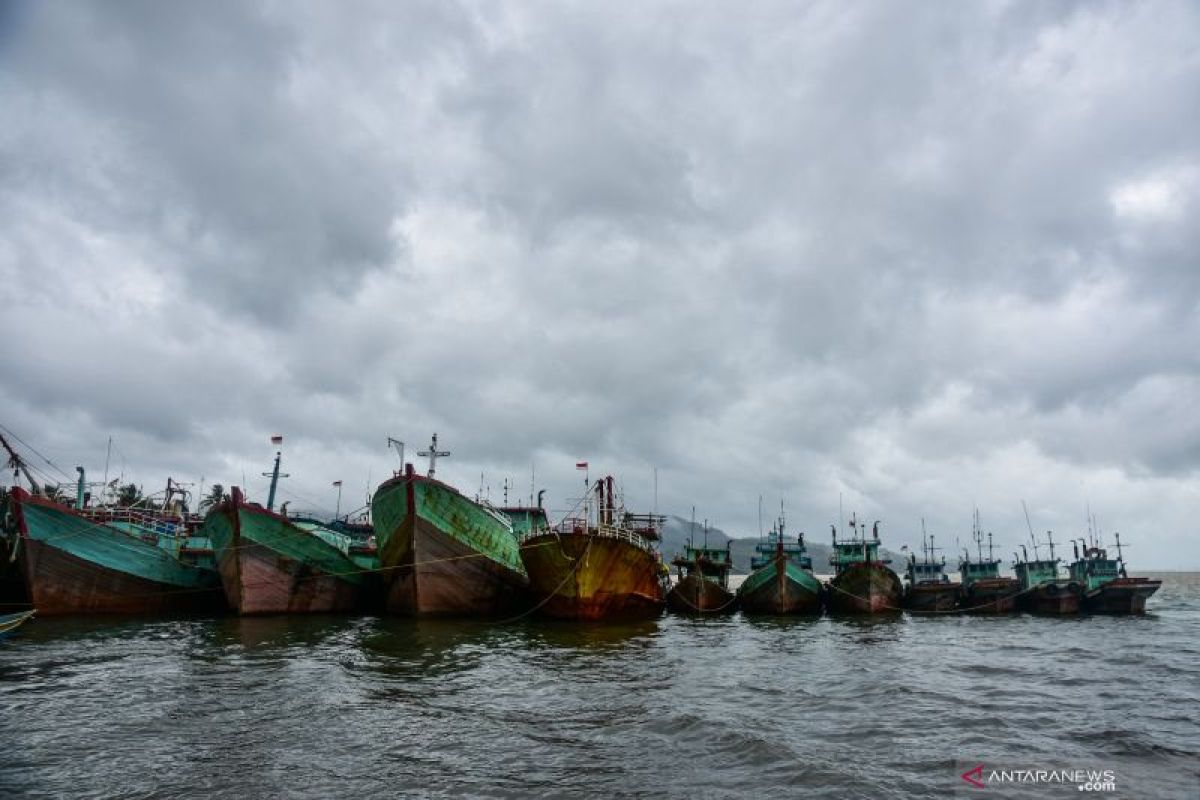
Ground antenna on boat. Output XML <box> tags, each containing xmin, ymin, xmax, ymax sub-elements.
<box><xmin>1044</xmin><ymin>531</ymin><xmax>1058</xmax><ymax>562</ymax></box>
<box><xmin>987</xmin><ymin>531</ymin><xmax>995</xmax><ymax>562</ymax></box>
<box><xmin>102</xmin><ymin>435</ymin><xmax>112</xmax><ymax>498</ymax></box>
<box><xmin>704</xmin><ymin>518</ymin><xmax>709</xmax><ymax>549</ymax></box>
<box><xmin>262</xmin><ymin>436</ymin><xmax>289</xmax><ymax>512</ymax></box>
<box><xmin>503</xmin><ymin>477</ymin><xmax>510</xmax><ymax>505</ymax></box>
<box><xmin>689</xmin><ymin>505</ymin><xmax>696</xmax><ymax>547</ymax></box>
<box><xmin>758</xmin><ymin>494</ymin><xmax>763</xmax><ymax>539</ymax></box>
<box><xmin>418</xmin><ymin>433</ymin><xmax>450</xmax><ymax>478</ymax></box>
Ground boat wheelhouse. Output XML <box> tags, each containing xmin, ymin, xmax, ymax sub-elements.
<box><xmin>825</xmin><ymin>514</ymin><xmax>902</xmax><ymax>614</ymax></box>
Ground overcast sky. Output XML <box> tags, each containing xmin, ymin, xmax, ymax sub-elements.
<box><xmin>1</xmin><ymin>1</ymin><xmax>1197</xmax><ymax>567</ymax></box>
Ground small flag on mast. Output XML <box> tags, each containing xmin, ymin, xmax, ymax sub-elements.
<box><xmin>270</xmin><ymin>435</ymin><xmax>283</xmax><ymax>446</ymax></box>
<box><xmin>576</xmin><ymin>462</ymin><xmax>588</xmax><ymax>470</ymax></box>
<box><xmin>332</xmin><ymin>480</ymin><xmax>343</xmax><ymax>487</ymax></box>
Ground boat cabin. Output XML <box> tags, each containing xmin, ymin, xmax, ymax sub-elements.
<box><xmin>959</xmin><ymin>558</ymin><xmax>1002</xmax><ymax>588</ymax></box>
<box><xmin>905</xmin><ymin>557</ymin><xmax>949</xmax><ymax>587</ymax></box>
<box><xmin>673</xmin><ymin>545</ymin><xmax>733</xmax><ymax>589</ymax></box>
<box><xmin>750</xmin><ymin>522</ymin><xmax>812</xmax><ymax>572</ymax></box>
<box><xmin>1013</xmin><ymin>558</ymin><xmax>1061</xmax><ymax>590</ymax></box>
<box><xmin>1068</xmin><ymin>546</ymin><xmax>1122</xmax><ymax>591</ymax></box>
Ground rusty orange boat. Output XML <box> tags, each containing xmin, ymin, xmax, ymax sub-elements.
<box><xmin>520</xmin><ymin>476</ymin><xmax>668</xmax><ymax>621</ymax></box>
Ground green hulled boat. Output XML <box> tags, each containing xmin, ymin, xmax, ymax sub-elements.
<box><xmin>371</xmin><ymin>435</ymin><xmax>528</xmax><ymax>616</ymax></box>
<box><xmin>2</xmin><ymin>485</ymin><xmax>223</xmax><ymax>615</ymax></box>
<box><xmin>204</xmin><ymin>485</ymin><xmax>366</xmax><ymax>614</ymax></box>
<box><xmin>738</xmin><ymin>516</ymin><xmax>822</xmax><ymax>615</ymax></box>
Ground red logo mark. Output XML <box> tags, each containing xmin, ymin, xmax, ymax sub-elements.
<box><xmin>961</xmin><ymin>764</ymin><xmax>986</xmax><ymax>788</ymax></box>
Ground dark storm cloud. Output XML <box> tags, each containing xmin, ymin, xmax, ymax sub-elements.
<box><xmin>1</xmin><ymin>1</ymin><xmax>1197</xmax><ymax>565</ymax></box>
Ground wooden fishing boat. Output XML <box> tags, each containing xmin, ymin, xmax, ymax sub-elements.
<box><xmin>1</xmin><ymin>435</ymin><xmax>225</xmax><ymax>615</ymax></box>
<box><xmin>521</xmin><ymin>476</ymin><xmax>667</xmax><ymax>621</ymax></box>
<box><xmin>957</xmin><ymin>517</ymin><xmax>1020</xmax><ymax>614</ymax></box>
<box><xmin>1012</xmin><ymin>532</ymin><xmax>1080</xmax><ymax>615</ymax></box>
<box><xmin>372</xmin><ymin>436</ymin><xmax>529</xmax><ymax>616</ymax></box>
<box><xmin>1068</xmin><ymin>533</ymin><xmax>1160</xmax><ymax>614</ymax></box>
<box><xmin>204</xmin><ymin>484</ymin><xmax>365</xmax><ymax>615</ymax></box>
<box><xmin>825</xmin><ymin>515</ymin><xmax>902</xmax><ymax>614</ymax></box>
<box><xmin>737</xmin><ymin>516</ymin><xmax>822</xmax><ymax>615</ymax></box>
<box><xmin>903</xmin><ymin>527</ymin><xmax>960</xmax><ymax>613</ymax></box>
<box><xmin>0</xmin><ymin>610</ymin><xmax>35</xmax><ymax>639</ymax></box>
<box><xmin>667</xmin><ymin>540</ymin><xmax>736</xmax><ymax>614</ymax></box>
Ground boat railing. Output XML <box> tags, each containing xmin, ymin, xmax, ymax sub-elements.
<box><xmin>82</xmin><ymin>507</ymin><xmax>188</xmax><ymax>538</ymax></box>
<box><xmin>523</xmin><ymin>517</ymin><xmax>653</xmax><ymax>553</ymax></box>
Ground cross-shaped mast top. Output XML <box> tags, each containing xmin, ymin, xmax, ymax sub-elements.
<box><xmin>418</xmin><ymin>433</ymin><xmax>451</xmax><ymax>478</ymax></box>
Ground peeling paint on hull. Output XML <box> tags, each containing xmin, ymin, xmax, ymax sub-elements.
<box><xmin>667</xmin><ymin>573</ymin><xmax>736</xmax><ymax>614</ymax></box>
<box><xmin>206</xmin><ymin>498</ymin><xmax>363</xmax><ymax>615</ymax></box>
<box><xmin>737</xmin><ymin>554</ymin><xmax>821</xmax><ymax>615</ymax></box>
<box><xmin>8</xmin><ymin>488</ymin><xmax>222</xmax><ymax>615</ymax></box>
<box><xmin>374</xmin><ymin>472</ymin><xmax>528</xmax><ymax>617</ymax></box>
<box><xmin>521</xmin><ymin>532</ymin><xmax>665</xmax><ymax>621</ymax></box>
<box><xmin>826</xmin><ymin>563</ymin><xmax>903</xmax><ymax>614</ymax></box>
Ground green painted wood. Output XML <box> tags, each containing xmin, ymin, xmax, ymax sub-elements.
<box><xmin>205</xmin><ymin>505</ymin><xmax>363</xmax><ymax>585</ymax></box>
<box><xmin>373</xmin><ymin>477</ymin><xmax>525</xmax><ymax>576</ymax></box>
<box><xmin>739</xmin><ymin>556</ymin><xmax>822</xmax><ymax>597</ymax></box>
<box><xmin>21</xmin><ymin>501</ymin><xmax>215</xmax><ymax>590</ymax></box>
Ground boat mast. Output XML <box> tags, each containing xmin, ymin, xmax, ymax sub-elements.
<box><xmin>262</xmin><ymin>447</ymin><xmax>289</xmax><ymax>513</ymax></box>
<box><xmin>418</xmin><ymin>433</ymin><xmax>450</xmax><ymax>478</ymax></box>
<box><xmin>0</xmin><ymin>433</ymin><xmax>41</xmax><ymax>494</ymax></box>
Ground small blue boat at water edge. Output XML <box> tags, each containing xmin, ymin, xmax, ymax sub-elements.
<box><xmin>0</xmin><ymin>610</ymin><xmax>35</xmax><ymax>639</ymax></box>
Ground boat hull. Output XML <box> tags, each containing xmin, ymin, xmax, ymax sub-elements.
<box><xmin>8</xmin><ymin>489</ymin><xmax>222</xmax><ymax>615</ymax></box>
<box><xmin>205</xmin><ymin>499</ymin><xmax>363</xmax><ymax>615</ymax></box>
<box><xmin>1081</xmin><ymin>578</ymin><xmax>1160</xmax><ymax>614</ymax></box>
<box><xmin>904</xmin><ymin>582</ymin><xmax>961</xmax><ymax>613</ymax></box>
<box><xmin>1019</xmin><ymin>581</ymin><xmax>1081</xmax><ymax>615</ymax></box>
<box><xmin>667</xmin><ymin>573</ymin><xmax>736</xmax><ymax>614</ymax></box>
<box><xmin>738</xmin><ymin>555</ymin><xmax>822</xmax><ymax>615</ymax></box>
<box><xmin>373</xmin><ymin>473</ymin><xmax>528</xmax><ymax>617</ymax></box>
<box><xmin>959</xmin><ymin>578</ymin><xmax>1021</xmax><ymax>614</ymax></box>
<box><xmin>826</xmin><ymin>563</ymin><xmax>903</xmax><ymax>614</ymax></box>
<box><xmin>521</xmin><ymin>532</ymin><xmax>665</xmax><ymax>621</ymax></box>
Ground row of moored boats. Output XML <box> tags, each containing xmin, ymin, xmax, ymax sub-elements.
<box><xmin>0</xmin><ymin>433</ymin><xmax>1160</xmax><ymax>621</ymax></box>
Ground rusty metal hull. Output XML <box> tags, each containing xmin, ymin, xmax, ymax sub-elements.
<box><xmin>521</xmin><ymin>532</ymin><xmax>665</xmax><ymax>621</ymax></box>
<box><xmin>959</xmin><ymin>578</ymin><xmax>1021</xmax><ymax>614</ymax></box>
<box><xmin>1082</xmin><ymin>578</ymin><xmax>1160</xmax><ymax>614</ymax></box>
<box><xmin>667</xmin><ymin>573</ymin><xmax>737</xmax><ymax>614</ymax></box>
<box><xmin>386</xmin><ymin>514</ymin><xmax>529</xmax><ymax>617</ymax></box>
<box><xmin>1019</xmin><ymin>582</ymin><xmax>1081</xmax><ymax>615</ymax></box>
<box><xmin>904</xmin><ymin>582</ymin><xmax>961</xmax><ymax>613</ymax></box>
<box><xmin>826</xmin><ymin>563</ymin><xmax>903</xmax><ymax>614</ymax></box>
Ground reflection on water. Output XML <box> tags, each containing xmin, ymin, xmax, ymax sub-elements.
<box><xmin>0</xmin><ymin>575</ymin><xmax>1197</xmax><ymax>798</ymax></box>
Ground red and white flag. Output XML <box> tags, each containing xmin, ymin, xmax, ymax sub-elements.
<box><xmin>576</xmin><ymin>461</ymin><xmax>588</xmax><ymax>470</ymax></box>
<box><xmin>270</xmin><ymin>435</ymin><xmax>284</xmax><ymax>446</ymax></box>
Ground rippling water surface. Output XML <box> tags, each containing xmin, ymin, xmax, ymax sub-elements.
<box><xmin>2</xmin><ymin>574</ymin><xmax>1197</xmax><ymax>799</ymax></box>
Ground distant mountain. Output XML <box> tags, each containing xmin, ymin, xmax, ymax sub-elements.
<box><xmin>659</xmin><ymin>515</ymin><xmax>905</xmax><ymax>574</ymax></box>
